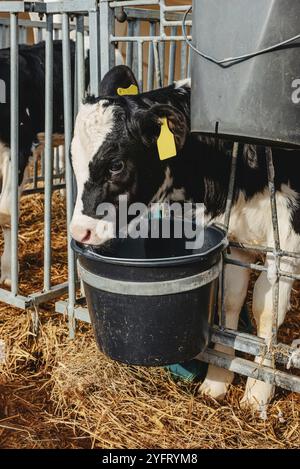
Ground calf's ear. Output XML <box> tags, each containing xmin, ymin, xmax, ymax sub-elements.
<box><xmin>99</xmin><ymin>65</ymin><xmax>139</xmax><ymax>96</ymax></box>
<box><xmin>135</xmin><ymin>104</ymin><xmax>189</xmax><ymax>153</ymax></box>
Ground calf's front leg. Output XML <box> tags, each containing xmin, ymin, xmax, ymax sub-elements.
<box><xmin>0</xmin><ymin>152</ymin><xmax>28</xmax><ymax>287</ymax></box>
<box><xmin>200</xmin><ymin>249</ymin><xmax>252</xmax><ymax>398</ymax></box>
<box><xmin>0</xmin><ymin>148</ymin><xmax>12</xmax><ymax>287</ymax></box>
<box><xmin>0</xmin><ymin>226</ymin><xmax>11</xmax><ymax>287</ymax></box>
<box><xmin>241</xmin><ymin>254</ymin><xmax>297</xmax><ymax>412</ymax></box>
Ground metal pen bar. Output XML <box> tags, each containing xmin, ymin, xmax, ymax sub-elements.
<box><xmin>137</xmin><ymin>40</ymin><xmax>143</xmax><ymax>92</ymax></box>
<box><xmin>54</xmin><ymin>147</ymin><xmax>60</xmax><ymax>177</ymax></box>
<box><xmin>37</xmin><ymin>26</ymin><xmax>43</xmax><ymax>43</ymax></box>
<box><xmin>41</xmin><ymin>149</ymin><xmax>45</xmax><ymax>178</ymax></box>
<box><xmin>180</xmin><ymin>38</ymin><xmax>187</xmax><ymax>79</ymax></box>
<box><xmin>109</xmin><ymin>0</ymin><xmax>159</xmax><ymax>7</ymax></box>
<box><xmin>124</xmin><ymin>7</ymin><xmax>159</xmax><ymax>22</ymax></box>
<box><xmin>123</xmin><ymin>6</ymin><xmax>190</xmax><ymax>23</ymax></box>
<box><xmin>162</xmin><ymin>20</ymin><xmax>192</xmax><ymax>29</ymax></box>
<box><xmin>6</xmin><ymin>25</ymin><xmax>10</xmax><ymax>47</ymax></box>
<box><xmin>266</xmin><ymin>147</ymin><xmax>281</xmax><ymax>349</ymax></box>
<box><xmin>224</xmin><ymin>258</ymin><xmax>269</xmax><ymax>273</ymax></box>
<box><xmin>100</xmin><ymin>0</ymin><xmax>115</xmax><ymax>80</ymax></box>
<box><xmin>89</xmin><ymin>9</ymin><xmax>100</xmax><ymax>94</ymax></box>
<box><xmin>76</xmin><ymin>15</ymin><xmax>85</xmax><ymax>108</ymax></box>
<box><xmin>43</xmin><ymin>14</ymin><xmax>54</xmax><ymax>292</ymax></box>
<box><xmin>112</xmin><ymin>36</ymin><xmax>191</xmax><ymax>42</ymax></box>
<box><xmin>0</xmin><ymin>288</ymin><xmax>31</xmax><ymax>309</ymax></box>
<box><xmin>26</xmin><ymin>173</ymin><xmax>64</xmax><ymax>184</ymax></box>
<box><xmin>147</xmin><ymin>22</ymin><xmax>155</xmax><ymax>91</ymax></box>
<box><xmin>30</xmin><ymin>281</ymin><xmax>70</xmax><ymax>306</ymax></box>
<box><xmin>230</xmin><ymin>240</ymin><xmax>300</xmax><ymax>259</ymax></box>
<box><xmin>0</xmin><ymin>17</ymin><xmax>81</xmax><ymax>30</ymax></box>
<box><xmin>132</xmin><ymin>20</ymin><xmax>140</xmax><ymax>81</ymax></box>
<box><xmin>200</xmin><ymin>349</ymin><xmax>300</xmax><ymax>394</ymax></box>
<box><xmin>211</xmin><ymin>327</ymin><xmax>300</xmax><ymax>369</ymax></box>
<box><xmin>0</xmin><ymin>2</ymin><xmax>25</xmax><ymax>13</ymax></box>
<box><xmin>62</xmin><ymin>13</ymin><xmax>76</xmax><ymax>338</ymax></box>
<box><xmin>0</xmin><ymin>26</ymin><xmax>3</xmax><ymax>48</ymax></box>
<box><xmin>219</xmin><ymin>258</ymin><xmax>226</xmax><ymax>330</ymax></box>
<box><xmin>224</xmin><ymin>143</ymin><xmax>239</xmax><ymax>230</ymax></box>
<box><xmin>36</xmin><ymin>0</ymin><xmax>98</xmax><ymax>14</ymax></box>
<box><xmin>153</xmin><ymin>40</ymin><xmax>162</xmax><ymax>88</ymax></box>
<box><xmin>187</xmin><ymin>32</ymin><xmax>192</xmax><ymax>78</ymax></box>
<box><xmin>168</xmin><ymin>26</ymin><xmax>177</xmax><ymax>85</ymax></box>
<box><xmin>159</xmin><ymin>0</ymin><xmax>165</xmax><ymax>38</ymax></box>
<box><xmin>74</xmin><ymin>15</ymin><xmax>86</xmax><ymax>290</ymax></box>
<box><xmin>56</xmin><ymin>300</ymin><xmax>91</xmax><ymax>323</ymax></box>
<box><xmin>226</xmin><ymin>257</ymin><xmax>300</xmax><ymax>281</ymax></box>
<box><xmin>10</xmin><ymin>13</ymin><xmax>19</xmax><ymax>296</ymax></box>
<box><xmin>159</xmin><ymin>39</ymin><xmax>165</xmax><ymax>86</ymax></box>
<box><xmin>163</xmin><ymin>5</ymin><xmax>192</xmax><ymax>13</ymax></box>
<box><xmin>220</xmin><ymin>142</ymin><xmax>239</xmax><ymax>328</ymax></box>
<box><xmin>23</xmin><ymin>183</ymin><xmax>65</xmax><ymax>196</ymax></box>
<box><xmin>74</xmin><ymin>43</ymin><xmax>78</xmax><ymax>119</ymax></box>
<box><xmin>126</xmin><ymin>20</ymin><xmax>134</xmax><ymax>68</ymax></box>
<box><xmin>33</xmin><ymin>155</ymin><xmax>38</xmax><ymax>189</ymax></box>
<box><xmin>127</xmin><ymin>0</ymin><xmax>191</xmax><ymax>30</ymax></box>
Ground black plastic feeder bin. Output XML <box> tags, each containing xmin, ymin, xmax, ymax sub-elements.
<box><xmin>191</xmin><ymin>0</ymin><xmax>300</xmax><ymax>147</ymax></box>
<box><xmin>72</xmin><ymin>224</ymin><xmax>227</xmax><ymax>366</ymax></box>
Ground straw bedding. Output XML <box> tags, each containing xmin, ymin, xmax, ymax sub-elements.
<box><xmin>0</xmin><ymin>190</ymin><xmax>299</xmax><ymax>449</ymax></box>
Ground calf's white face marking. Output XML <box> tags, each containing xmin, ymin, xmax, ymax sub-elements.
<box><xmin>70</xmin><ymin>101</ymin><xmax>116</xmax><ymax>244</ymax></box>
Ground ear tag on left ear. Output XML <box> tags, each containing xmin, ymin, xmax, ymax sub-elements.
<box><xmin>117</xmin><ymin>84</ymin><xmax>139</xmax><ymax>96</ymax></box>
<box><xmin>157</xmin><ymin>117</ymin><xmax>177</xmax><ymax>161</ymax></box>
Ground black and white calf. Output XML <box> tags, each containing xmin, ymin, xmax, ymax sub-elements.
<box><xmin>70</xmin><ymin>66</ymin><xmax>300</xmax><ymax>411</ymax></box>
<box><xmin>0</xmin><ymin>40</ymin><xmax>75</xmax><ymax>285</ymax></box>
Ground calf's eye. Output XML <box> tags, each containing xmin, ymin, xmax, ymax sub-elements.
<box><xmin>109</xmin><ymin>160</ymin><xmax>124</xmax><ymax>175</ymax></box>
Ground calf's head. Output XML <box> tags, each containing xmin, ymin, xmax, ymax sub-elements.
<box><xmin>70</xmin><ymin>66</ymin><xmax>189</xmax><ymax>245</ymax></box>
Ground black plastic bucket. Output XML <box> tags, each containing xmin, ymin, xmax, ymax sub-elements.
<box><xmin>191</xmin><ymin>0</ymin><xmax>300</xmax><ymax>147</ymax></box>
<box><xmin>72</xmin><ymin>222</ymin><xmax>227</xmax><ymax>366</ymax></box>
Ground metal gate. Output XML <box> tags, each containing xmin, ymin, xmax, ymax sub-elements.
<box><xmin>0</xmin><ymin>0</ymin><xmax>98</xmax><ymax>313</ymax></box>
<box><xmin>1</xmin><ymin>0</ymin><xmax>300</xmax><ymax>395</ymax></box>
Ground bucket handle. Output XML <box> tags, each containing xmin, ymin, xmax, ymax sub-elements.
<box><xmin>182</xmin><ymin>6</ymin><xmax>300</xmax><ymax>67</ymax></box>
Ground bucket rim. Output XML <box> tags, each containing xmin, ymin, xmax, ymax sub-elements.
<box><xmin>71</xmin><ymin>224</ymin><xmax>228</xmax><ymax>267</ymax></box>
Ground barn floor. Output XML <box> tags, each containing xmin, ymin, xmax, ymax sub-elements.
<box><xmin>0</xmin><ymin>191</ymin><xmax>300</xmax><ymax>449</ymax></box>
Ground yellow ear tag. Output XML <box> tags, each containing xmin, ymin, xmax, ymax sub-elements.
<box><xmin>117</xmin><ymin>84</ymin><xmax>139</xmax><ymax>96</ymax></box>
<box><xmin>157</xmin><ymin>117</ymin><xmax>177</xmax><ymax>161</ymax></box>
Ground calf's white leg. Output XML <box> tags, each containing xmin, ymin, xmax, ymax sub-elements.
<box><xmin>241</xmin><ymin>252</ymin><xmax>299</xmax><ymax>411</ymax></box>
<box><xmin>0</xmin><ymin>145</ymin><xmax>12</xmax><ymax>286</ymax></box>
<box><xmin>0</xmin><ymin>145</ymin><xmax>28</xmax><ymax>287</ymax></box>
<box><xmin>200</xmin><ymin>249</ymin><xmax>252</xmax><ymax>398</ymax></box>
<box><xmin>0</xmin><ymin>227</ymin><xmax>11</xmax><ymax>286</ymax></box>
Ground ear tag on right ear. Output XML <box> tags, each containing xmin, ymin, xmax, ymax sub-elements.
<box><xmin>117</xmin><ymin>84</ymin><xmax>139</xmax><ymax>96</ymax></box>
<box><xmin>157</xmin><ymin>117</ymin><xmax>177</xmax><ymax>161</ymax></box>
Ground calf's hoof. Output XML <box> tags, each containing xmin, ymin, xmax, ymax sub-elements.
<box><xmin>0</xmin><ymin>259</ymin><xmax>12</xmax><ymax>288</ymax></box>
<box><xmin>0</xmin><ymin>274</ymin><xmax>11</xmax><ymax>288</ymax></box>
<box><xmin>240</xmin><ymin>378</ymin><xmax>274</xmax><ymax>416</ymax></box>
<box><xmin>200</xmin><ymin>366</ymin><xmax>234</xmax><ymax>399</ymax></box>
